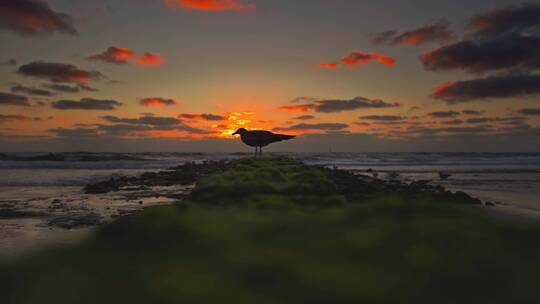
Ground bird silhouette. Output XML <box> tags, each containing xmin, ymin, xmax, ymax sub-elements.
<box><xmin>232</xmin><ymin>128</ymin><xmax>295</xmax><ymax>157</ymax></box>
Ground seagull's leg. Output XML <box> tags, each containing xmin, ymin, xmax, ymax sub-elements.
<box><xmin>254</xmin><ymin>147</ymin><xmax>257</xmax><ymax>157</ymax></box>
<box><xmin>260</xmin><ymin>147</ymin><xmax>263</xmax><ymax>157</ymax></box>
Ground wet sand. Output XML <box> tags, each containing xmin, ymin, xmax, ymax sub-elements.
<box><xmin>0</xmin><ymin>184</ymin><xmax>191</xmax><ymax>258</ymax></box>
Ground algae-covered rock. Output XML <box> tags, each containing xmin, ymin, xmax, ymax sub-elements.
<box><xmin>190</xmin><ymin>157</ymin><xmax>346</xmax><ymax>207</ymax></box>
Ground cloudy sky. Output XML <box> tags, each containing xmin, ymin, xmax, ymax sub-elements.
<box><xmin>0</xmin><ymin>0</ymin><xmax>539</xmax><ymax>152</ymax></box>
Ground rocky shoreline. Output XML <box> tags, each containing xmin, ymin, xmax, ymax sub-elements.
<box><xmin>84</xmin><ymin>158</ymin><xmax>487</xmax><ymax>206</ymax></box>
<box><xmin>1</xmin><ymin>158</ymin><xmax>490</xmax><ymax>233</ymax></box>
<box><xmin>4</xmin><ymin>157</ymin><xmax>540</xmax><ymax>304</ymax></box>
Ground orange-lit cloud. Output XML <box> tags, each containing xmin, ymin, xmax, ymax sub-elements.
<box><xmin>88</xmin><ymin>47</ymin><xmax>135</xmax><ymax>64</ymax></box>
<box><xmin>318</xmin><ymin>62</ymin><xmax>338</xmax><ymax>69</ymax></box>
<box><xmin>165</xmin><ymin>0</ymin><xmax>255</xmax><ymax>11</ymax></box>
<box><xmin>137</xmin><ymin>53</ymin><xmax>164</xmax><ymax>67</ymax></box>
<box><xmin>342</xmin><ymin>51</ymin><xmax>396</xmax><ymax>67</ymax></box>
<box><xmin>0</xmin><ymin>114</ymin><xmax>35</xmax><ymax>122</ymax></box>
<box><xmin>278</xmin><ymin>104</ymin><xmax>316</xmax><ymax>112</ymax></box>
<box><xmin>139</xmin><ymin>97</ymin><xmax>178</xmax><ymax>107</ymax></box>
<box><xmin>0</xmin><ymin>0</ymin><xmax>77</xmax><ymax>36</ymax></box>
<box><xmin>88</xmin><ymin>47</ymin><xmax>164</xmax><ymax>67</ymax></box>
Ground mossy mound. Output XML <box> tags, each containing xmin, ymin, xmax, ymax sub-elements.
<box><xmin>2</xmin><ymin>158</ymin><xmax>540</xmax><ymax>304</ymax></box>
<box><xmin>191</xmin><ymin>157</ymin><xmax>346</xmax><ymax>207</ymax></box>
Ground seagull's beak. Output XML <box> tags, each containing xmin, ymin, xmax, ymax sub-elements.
<box><xmin>232</xmin><ymin>131</ymin><xmax>239</xmax><ymax>136</ymax></box>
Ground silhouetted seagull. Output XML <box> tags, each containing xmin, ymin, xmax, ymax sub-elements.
<box><xmin>232</xmin><ymin>128</ymin><xmax>295</xmax><ymax>157</ymax></box>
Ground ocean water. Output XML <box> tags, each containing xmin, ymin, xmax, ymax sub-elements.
<box><xmin>1</xmin><ymin>152</ymin><xmax>539</xmax><ymax>207</ymax></box>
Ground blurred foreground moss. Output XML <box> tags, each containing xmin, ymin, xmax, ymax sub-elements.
<box><xmin>2</xmin><ymin>157</ymin><xmax>540</xmax><ymax>304</ymax></box>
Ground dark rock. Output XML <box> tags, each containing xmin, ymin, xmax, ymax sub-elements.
<box><xmin>83</xmin><ymin>178</ymin><xmax>121</xmax><ymax>194</ymax></box>
<box><xmin>0</xmin><ymin>208</ymin><xmax>44</xmax><ymax>218</ymax></box>
<box><xmin>83</xmin><ymin>160</ymin><xmax>228</xmax><ymax>194</ymax></box>
<box><xmin>486</xmin><ymin>201</ymin><xmax>495</xmax><ymax>207</ymax></box>
<box><xmin>48</xmin><ymin>212</ymin><xmax>103</xmax><ymax>229</ymax></box>
<box><xmin>454</xmin><ymin>191</ymin><xmax>482</xmax><ymax>205</ymax></box>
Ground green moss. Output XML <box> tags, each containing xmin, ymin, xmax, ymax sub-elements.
<box><xmin>191</xmin><ymin>157</ymin><xmax>346</xmax><ymax>207</ymax></box>
<box><xmin>2</xmin><ymin>157</ymin><xmax>540</xmax><ymax>304</ymax></box>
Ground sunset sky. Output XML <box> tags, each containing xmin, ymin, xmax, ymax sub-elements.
<box><xmin>1</xmin><ymin>0</ymin><xmax>539</xmax><ymax>152</ymax></box>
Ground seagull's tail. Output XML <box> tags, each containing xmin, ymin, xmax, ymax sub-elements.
<box><xmin>276</xmin><ymin>134</ymin><xmax>295</xmax><ymax>141</ymax></box>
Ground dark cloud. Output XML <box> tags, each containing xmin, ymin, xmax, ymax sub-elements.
<box><xmin>10</xmin><ymin>84</ymin><xmax>54</xmax><ymax>97</ymax></box>
<box><xmin>94</xmin><ymin>124</ymin><xmax>154</xmax><ymax>136</ymax></box>
<box><xmin>102</xmin><ymin>115</ymin><xmax>210</xmax><ymax>135</ymax></box>
<box><xmin>422</xmin><ymin>4</ymin><xmax>540</xmax><ymax>104</ymax></box>
<box><xmin>515</xmin><ymin>108</ymin><xmax>540</xmax><ymax>116</ymax></box>
<box><xmin>88</xmin><ymin>47</ymin><xmax>135</xmax><ymax>64</ymax></box>
<box><xmin>49</xmin><ymin>127</ymin><xmax>99</xmax><ymax>137</ymax></box>
<box><xmin>44</xmin><ymin>83</ymin><xmax>97</xmax><ymax>93</ymax></box>
<box><xmin>279</xmin><ymin>97</ymin><xmax>399</xmax><ymax>113</ymax></box>
<box><xmin>139</xmin><ymin>97</ymin><xmax>177</xmax><ymax>107</ymax></box>
<box><xmin>103</xmin><ymin>115</ymin><xmax>180</xmax><ymax>126</ymax></box>
<box><xmin>294</xmin><ymin>115</ymin><xmax>316</xmax><ymax>120</ymax></box>
<box><xmin>18</xmin><ymin>61</ymin><xmax>102</xmax><ymax>83</ymax></box>
<box><xmin>316</xmin><ymin>97</ymin><xmax>400</xmax><ymax>113</ymax></box>
<box><xmin>1</xmin><ymin>59</ymin><xmax>17</xmax><ymax>66</ymax></box>
<box><xmin>359</xmin><ymin>115</ymin><xmax>404</xmax><ymax>121</ymax></box>
<box><xmin>440</xmin><ymin>119</ymin><xmax>464</xmax><ymax>125</ymax></box>
<box><xmin>466</xmin><ymin>3</ymin><xmax>540</xmax><ymax>38</ymax></box>
<box><xmin>466</xmin><ymin>116</ymin><xmax>526</xmax><ymax>124</ymax></box>
<box><xmin>0</xmin><ymin>92</ymin><xmax>30</xmax><ymax>106</ymax></box>
<box><xmin>370</xmin><ymin>20</ymin><xmax>455</xmax><ymax>46</ymax></box>
<box><xmin>466</xmin><ymin>118</ymin><xmax>493</xmax><ymax>124</ymax></box>
<box><xmin>407</xmin><ymin>125</ymin><xmax>496</xmax><ymax>136</ymax></box>
<box><xmin>77</xmin><ymin>83</ymin><xmax>99</xmax><ymax>92</ymax></box>
<box><xmin>369</xmin><ymin>30</ymin><xmax>396</xmax><ymax>45</ymax></box>
<box><xmin>421</xmin><ymin>34</ymin><xmax>540</xmax><ymax>74</ymax></box>
<box><xmin>462</xmin><ymin>110</ymin><xmax>483</xmax><ymax>115</ymax></box>
<box><xmin>428</xmin><ymin>111</ymin><xmax>460</xmax><ymax>118</ymax></box>
<box><xmin>178</xmin><ymin>114</ymin><xmax>227</xmax><ymax>121</ymax></box>
<box><xmin>50</xmin><ymin>114</ymin><xmax>210</xmax><ymax>137</ymax></box>
<box><xmin>0</xmin><ymin>0</ymin><xmax>77</xmax><ymax>36</ymax></box>
<box><xmin>273</xmin><ymin>123</ymin><xmax>349</xmax><ymax>132</ymax></box>
<box><xmin>432</xmin><ymin>72</ymin><xmax>540</xmax><ymax>103</ymax></box>
<box><xmin>52</xmin><ymin>98</ymin><xmax>122</xmax><ymax>110</ymax></box>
